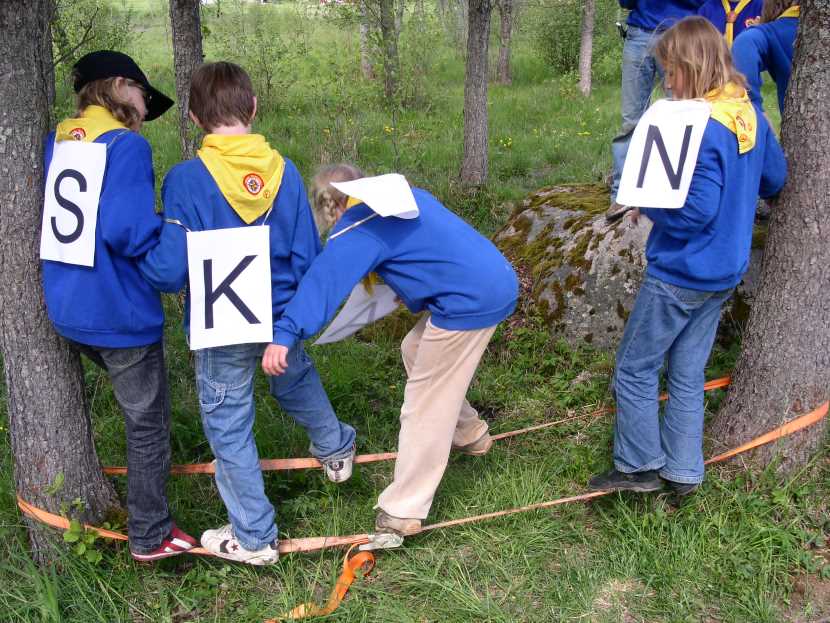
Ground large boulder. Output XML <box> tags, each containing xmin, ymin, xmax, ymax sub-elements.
<box><xmin>495</xmin><ymin>184</ymin><xmax>764</xmax><ymax>350</ymax></box>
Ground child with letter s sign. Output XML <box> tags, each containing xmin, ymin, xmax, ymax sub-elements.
<box><xmin>39</xmin><ymin>51</ymin><xmax>198</xmax><ymax>562</ymax></box>
<box><xmin>588</xmin><ymin>18</ymin><xmax>786</xmax><ymax>497</ymax></box>
<box><xmin>138</xmin><ymin>62</ymin><xmax>355</xmax><ymax>566</ymax></box>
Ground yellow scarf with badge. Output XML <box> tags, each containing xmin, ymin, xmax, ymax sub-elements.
<box><xmin>55</xmin><ymin>105</ymin><xmax>127</xmax><ymax>142</ymax></box>
<box><xmin>197</xmin><ymin>134</ymin><xmax>285</xmax><ymax>224</ymax></box>
<box><xmin>720</xmin><ymin>0</ymin><xmax>755</xmax><ymax>47</ymax></box>
<box><xmin>706</xmin><ymin>82</ymin><xmax>757</xmax><ymax>154</ymax></box>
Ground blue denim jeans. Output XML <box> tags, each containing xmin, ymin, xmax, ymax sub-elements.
<box><xmin>195</xmin><ymin>342</ymin><xmax>356</xmax><ymax>550</ymax></box>
<box><xmin>610</xmin><ymin>25</ymin><xmax>663</xmax><ymax>200</ymax></box>
<box><xmin>71</xmin><ymin>340</ymin><xmax>172</xmax><ymax>554</ymax></box>
<box><xmin>612</xmin><ymin>276</ymin><xmax>733</xmax><ymax>484</ymax></box>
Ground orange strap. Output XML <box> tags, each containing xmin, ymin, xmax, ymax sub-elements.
<box><xmin>265</xmin><ymin>544</ymin><xmax>375</xmax><ymax>621</ymax></box>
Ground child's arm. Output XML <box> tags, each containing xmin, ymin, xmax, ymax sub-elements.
<box><xmin>640</xmin><ymin>136</ymin><xmax>722</xmax><ymax>239</ymax></box>
<box><xmin>285</xmin><ymin>165</ymin><xmax>323</xmax><ymax>283</ymax></box>
<box><xmin>732</xmin><ymin>29</ymin><xmax>769</xmax><ymax>110</ymax></box>
<box><xmin>98</xmin><ymin>134</ymin><xmax>162</xmax><ymax>258</ymax></box>
<box><xmin>273</xmin><ymin>229</ymin><xmax>386</xmax><ymax>352</ymax></box>
<box><xmin>136</xmin><ymin>170</ymin><xmax>190</xmax><ymax>293</ymax></box>
<box><xmin>758</xmin><ymin>128</ymin><xmax>787</xmax><ymax>198</ymax></box>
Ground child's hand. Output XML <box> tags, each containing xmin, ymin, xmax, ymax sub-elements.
<box><xmin>262</xmin><ymin>344</ymin><xmax>289</xmax><ymax>376</ymax></box>
<box><xmin>628</xmin><ymin>208</ymin><xmax>641</xmax><ymax>226</ymax></box>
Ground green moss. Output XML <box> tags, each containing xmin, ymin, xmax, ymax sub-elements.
<box><xmin>549</xmin><ymin>281</ymin><xmax>566</xmax><ymax>321</ymax></box>
<box><xmin>615</xmin><ymin>300</ymin><xmax>630</xmax><ymax>322</ymax></box>
<box><xmin>525</xmin><ymin>183</ymin><xmax>610</xmax><ymax>216</ymax></box>
<box><xmin>610</xmin><ymin>264</ymin><xmax>621</xmax><ymax>276</ymax></box>
<box><xmin>752</xmin><ymin>224</ymin><xmax>768</xmax><ymax>250</ymax></box>
<box><xmin>584</xmin><ymin>333</ymin><xmax>594</xmax><ymax>343</ymax></box>
<box><xmin>567</xmin><ymin>230</ymin><xmax>594</xmax><ymax>271</ymax></box>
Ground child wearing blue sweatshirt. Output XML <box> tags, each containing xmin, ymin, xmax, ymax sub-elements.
<box><xmin>41</xmin><ymin>51</ymin><xmax>197</xmax><ymax>561</ymax></box>
<box><xmin>265</xmin><ymin>165</ymin><xmax>518</xmax><ymax>546</ymax></box>
<box><xmin>139</xmin><ymin>62</ymin><xmax>356</xmax><ymax>566</ymax></box>
<box><xmin>732</xmin><ymin>1</ymin><xmax>799</xmax><ymax>114</ymax></box>
<box><xmin>697</xmin><ymin>0</ymin><xmax>763</xmax><ymax>47</ymax></box>
<box><xmin>608</xmin><ymin>0</ymin><xmax>706</xmax><ymax>221</ymax></box>
<box><xmin>588</xmin><ymin>17</ymin><xmax>786</xmax><ymax>495</ymax></box>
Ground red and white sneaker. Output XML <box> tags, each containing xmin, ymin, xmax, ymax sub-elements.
<box><xmin>130</xmin><ymin>524</ymin><xmax>198</xmax><ymax>562</ymax></box>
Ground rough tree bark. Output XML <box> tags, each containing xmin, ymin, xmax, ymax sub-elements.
<box><xmin>169</xmin><ymin>0</ymin><xmax>204</xmax><ymax>160</ymax></box>
<box><xmin>359</xmin><ymin>0</ymin><xmax>375</xmax><ymax>80</ymax></box>
<box><xmin>710</xmin><ymin>1</ymin><xmax>830</xmax><ymax>472</ymax></box>
<box><xmin>578</xmin><ymin>0</ymin><xmax>595</xmax><ymax>96</ymax></box>
<box><xmin>460</xmin><ymin>0</ymin><xmax>492</xmax><ymax>185</ymax></box>
<box><xmin>495</xmin><ymin>0</ymin><xmax>513</xmax><ymax>85</ymax></box>
<box><xmin>379</xmin><ymin>0</ymin><xmax>400</xmax><ymax>100</ymax></box>
<box><xmin>0</xmin><ymin>0</ymin><xmax>119</xmax><ymax>563</ymax></box>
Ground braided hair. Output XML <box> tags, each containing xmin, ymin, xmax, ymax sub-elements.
<box><xmin>310</xmin><ymin>163</ymin><xmax>365</xmax><ymax>233</ymax></box>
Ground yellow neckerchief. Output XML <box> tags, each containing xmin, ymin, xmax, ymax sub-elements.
<box><xmin>197</xmin><ymin>133</ymin><xmax>285</xmax><ymax>224</ymax></box>
<box><xmin>705</xmin><ymin>82</ymin><xmax>757</xmax><ymax>154</ymax></box>
<box><xmin>343</xmin><ymin>195</ymin><xmax>380</xmax><ymax>293</ymax></box>
<box><xmin>779</xmin><ymin>6</ymin><xmax>799</xmax><ymax>18</ymax></box>
<box><xmin>720</xmin><ymin>0</ymin><xmax>754</xmax><ymax>47</ymax></box>
<box><xmin>55</xmin><ymin>105</ymin><xmax>127</xmax><ymax>142</ymax></box>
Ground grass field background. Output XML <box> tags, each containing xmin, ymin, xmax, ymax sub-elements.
<box><xmin>1</xmin><ymin>1</ymin><xmax>826</xmax><ymax>622</ymax></box>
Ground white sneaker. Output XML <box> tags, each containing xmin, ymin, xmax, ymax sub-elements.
<box><xmin>321</xmin><ymin>445</ymin><xmax>355</xmax><ymax>483</ymax></box>
<box><xmin>200</xmin><ymin>524</ymin><xmax>279</xmax><ymax>566</ymax></box>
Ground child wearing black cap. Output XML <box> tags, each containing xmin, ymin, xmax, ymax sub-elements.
<box><xmin>40</xmin><ymin>50</ymin><xmax>197</xmax><ymax>561</ymax></box>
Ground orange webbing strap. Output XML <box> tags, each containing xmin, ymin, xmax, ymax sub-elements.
<box><xmin>265</xmin><ymin>545</ymin><xmax>376</xmax><ymax>621</ymax></box>
<box><xmin>102</xmin><ymin>376</ymin><xmax>735</xmax><ymax>476</ymax></box>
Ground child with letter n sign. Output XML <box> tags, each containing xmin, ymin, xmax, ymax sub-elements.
<box><xmin>588</xmin><ymin>17</ymin><xmax>786</xmax><ymax>496</ymax></box>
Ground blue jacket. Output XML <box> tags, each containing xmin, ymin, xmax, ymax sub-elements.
<box><xmin>42</xmin><ymin>130</ymin><xmax>164</xmax><ymax>348</ymax></box>
<box><xmin>620</xmin><ymin>0</ymin><xmax>705</xmax><ymax>32</ymax></box>
<box><xmin>697</xmin><ymin>0</ymin><xmax>763</xmax><ymax>39</ymax></box>
<box><xmin>138</xmin><ymin>157</ymin><xmax>320</xmax><ymax>339</ymax></box>
<box><xmin>732</xmin><ymin>16</ymin><xmax>798</xmax><ymax>113</ymax></box>
<box><xmin>640</xmin><ymin>109</ymin><xmax>787</xmax><ymax>291</ymax></box>
<box><xmin>274</xmin><ymin>188</ymin><xmax>519</xmax><ymax>349</ymax></box>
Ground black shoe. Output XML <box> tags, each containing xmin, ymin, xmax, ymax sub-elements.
<box><xmin>587</xmin><ymin>468</ymin><xmax>664</xmax><ymax>493</ymax></box>
<box><xmin>662</xmin><ymin>478</ymin><xmax>699</xmax><ymax>497</ymax></box>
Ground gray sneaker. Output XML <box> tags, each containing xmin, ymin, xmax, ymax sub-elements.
<box><xmin>605</xmin><ymin>201</ymin><xmax>633</xmax><ymax>223</ymax></box>
<box><xmin>375</xmin><ymin>510</ymin><xmax>422</xmax><ymax>536</ymax></box>
<box><xmin>321</xmin><ymin>444</ymin><xmax>355</xmax><ymax>483</ymax></box>
<box><xmin>451</xmin><ymin>431</ymin><xmax>493</xmax><ymax>456</ymax></box>
<box><xmin>200</xmin><ymin>524</ymin><xmax>279</xmax><ymax>566</ymax></box>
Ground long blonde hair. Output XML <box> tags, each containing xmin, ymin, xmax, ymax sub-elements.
<box><xmin>761</xmin><ymin>0</ymin><xmax>797</xmax><ymax>23</ymax></box>
<box><xmin>75</xmin><ymin>77</ymin><xmax>144</xmax><ymax>131</ymax></box>
<box><xmin>654</xmin><ymin>16</ymin><xmax>747</xmax><ymax>99</ymax></box>
<box><xmin>310</xmin><ymin>163</ymin><xmax>365</xmax><ymax>233</ymax></box>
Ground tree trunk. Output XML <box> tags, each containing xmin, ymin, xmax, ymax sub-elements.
<box><xmin>578</xmin><ymin>0</ymin><xmax>595</xmax><ymax>96</ymax></box>
<box><xmin>359</xmin><ymin>0</ymin><xmax>375</xmax><ymax>80</ymax></box>
<box><xmin>709</xmin><ymin>1</ymin><xmax>830</xmax><ymax>472</ymax></box>
<box><xmin>169</xmin><ymin>0</ymin><xmax>203</xmax><ymax>160</ymax></box>
<box><xmin>415</xmin><ymin>0</ymin><xmax>425</xmax><ymax>20</ymax></box>
<box><xmin>43</xmin><ymin>4</ymin><xmax>56</xmax><ymax>117</ymax></box>
<box><xmin>495</xmin><ymin>0</ymin><xmax>513</xmax><ymax>85</ymax></box>
<box><xmin>395</xmin><ymin>0</ymin><xmax>405</xmax><ymax>34</ymax></box>
<box><xmin>460</xmin><ymin>0</ymin><xmax>491</xmax><ymax>186</ymax></box>
<box><xmin>379</xmin><ymin>0</ymin><xmax>400</xmax><ymax>101</ymax></box>
<box><xmin>0</xmin><ymin>0</ymin><xmax>119</xmax><ymax>564</ymax></box>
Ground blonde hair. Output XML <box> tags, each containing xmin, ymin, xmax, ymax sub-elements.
<box><xmin>76</xmin><ymin>77</ymin><xmax>144</xmax><ymax>131</ymax></box>
<box><xmin>761</xmin><ymin>0</ymin><xmax>797</xmax><ymax>23</ymax></box>
<box><xmin>310</xmin><ymin>163</ymin><xmax>365</xmax><ymax>233</ymax></box>
<box><xmin>654</xmin><ymin>16</ymin><xmax>747</xmax><ymax>100</ymax></box>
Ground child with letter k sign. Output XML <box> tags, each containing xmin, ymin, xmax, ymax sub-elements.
<box><xmin>139</xmin><ymin>61</ymin><xmax>355</xmax><ymax>566</ymax></box>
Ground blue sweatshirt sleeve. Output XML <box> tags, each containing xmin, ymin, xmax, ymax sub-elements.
<box><xmin>274</xmin><ymin>229</ymin><xmax>385</xmax><ymax>349</ymax></box>
<box><xmin>758</xmin><ymin>127</ymin><xmax>787</xmax><ymax>198</ymax></box>
<box><xmin>99</xmin><ymin>134</ymin><xmax>162</xmax><ymax>257</ymax></box>
<box><xmin>733</xmin><ymin>29</ymin><xmax>768</xmax><ymax>110</ymax></box>
<box><xmin>640</xmin><ymin>131</ymin><xmax>723</xmax><ymax>240</ymax></box>
<box><xmin>137</xmin><ymin>169</ymin><xmax>190</xmax><ymax>293</ymax></box>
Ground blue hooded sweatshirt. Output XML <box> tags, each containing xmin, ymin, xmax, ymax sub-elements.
<box><xmin>697</xmin><ymin>0</ymin><xmax>763</xmax><ymax>41</ymax></box>
<box><xmin>620</xmin><ymin>0</ymin><xmax>705</xmax><ymax>32</ymax></box>
<box><xmin>640</xmin><ymin>105</ymin><xmax>787</xmax><ymax>291</ymax></box>
<box><xmin>41</xmin><ymin>129</ymin><xmax>164</xmax><ymax>348</ymax></box>
<box><xmin>138</xmin><ymin>155</ymin><xmax>320</xmax><ymax>340</ymax></box>
<box><xmin>274</xmin><ymin>188</ymin><xmax>518</xmax><ymax>350</ymax></box>
<box><xmin>732</xmin><ymin>15</ymin><xmax>799</xmax><ymax>113</ymax></box>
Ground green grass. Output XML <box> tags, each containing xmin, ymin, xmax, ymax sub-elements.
<box><xmin>1</xmin><ymin>1</ymin><xmax>827</xmax><ymax>621</ymax></box>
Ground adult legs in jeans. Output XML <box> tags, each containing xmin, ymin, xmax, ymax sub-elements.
<box><xmin>610</xmin><ymin>25</ymin><xmax>661</xmax><ymax>201</ymax></box>
<box><xmin>377</xmin><ymin>318</ymin><xmax>496</xmax><ymax>520</ymax></box>
<box><xmin>399</xmin><ymin>315</ymin><xmax>489</xmax><ymax>448</ymax></box>
<box><xmin>72</xmin><ymin>340</ymin><xmax>172</xmax><ymax>554</ymax></box>
<box><xmin>612</xmin><ymin>276</ymin><xmax>731</xmax><ymax>482</ymax></box>
<box><xmin>196</xmin><ymin>343</ymin><xmax>276</xmax><ymax>551</ymax></box>
<box><xmin>268</xmin><ymin>342</ymin><xmax>356</xmax><ymax>461</ymax></box>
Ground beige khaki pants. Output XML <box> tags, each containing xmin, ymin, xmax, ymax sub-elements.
<box><xmin>376</xmin><ymin>315</ymin><xmax>497</xmax><ymax>519</ymax></box>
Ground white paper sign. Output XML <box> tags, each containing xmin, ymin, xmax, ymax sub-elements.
<box><xmin>187</xmin><ymin>226</ymin><xmax>273</xmax><ymax>350</ymax></box>
<box><xmin>331</xmin><ymin>174</ymin><xmax>419</xmax><ymax>219</ymax></box>
<box><xmin>616</xmin><ymin>99</ymin><xmax>711</xmax><ymax>210</ymax></box>
<box><xmin>314</xmin><ymin>283</ymin><xmax>400</xmax><ymax>345</ymax></box>
<box><xmin>40</xmin><ymin>141</ymin><xmax>107</xmax><ymax>267</ymax></box>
